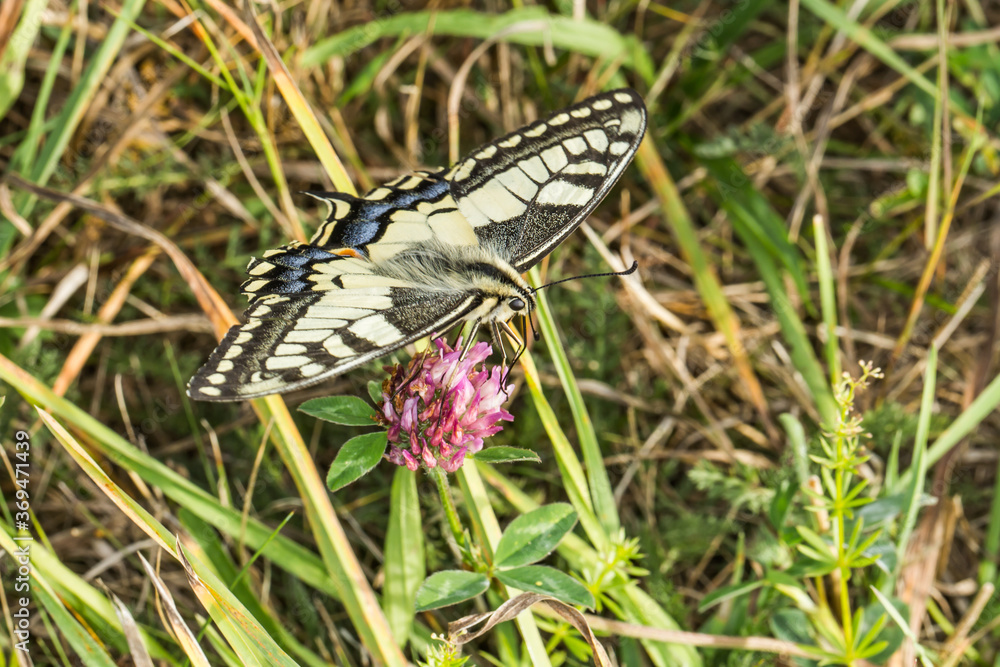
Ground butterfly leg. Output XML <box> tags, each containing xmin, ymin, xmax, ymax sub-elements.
<box><xmin>459</xmin><ymin>320</ymin><xmax>481</xmax><ymax>361</ymax></box>
<box><xmin>489</xmin><ymin>321</ymin><xmax>508</xmax><ymax>368</ymax></box>
<box><xmin>389</xmin><ymin>355</ymin><xmax>426</xmax><ymax>401</ymax></box>
<box><xmin>496</xmin><ymin>318</ymin><xmax>525</xmax><ymax>387</ymax></box>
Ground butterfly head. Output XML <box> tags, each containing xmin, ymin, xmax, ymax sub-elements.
<box><xmin>469</xmin><ymin>263</ymin><xmax>537</xmax><ymax>324</ymax></box>
<box><xmin>492</xmin><ymin>291</ymin><xmax>535</xmax><ymax>324</ymax></box>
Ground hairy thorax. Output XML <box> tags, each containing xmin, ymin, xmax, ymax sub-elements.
<box><xmin>374</xmin><ymin>239</ymin><xmax>536</xmax><ymax>323</ymax></box>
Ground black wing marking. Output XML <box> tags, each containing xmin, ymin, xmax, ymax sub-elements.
<box><xmin>303</xmin><ymin>171</ymin><xmax>479</xmax><ymax>262</ymax></box>
<box><xmin>445</xmin><ymin>88</ymin><xmax>647</xmax><ymax>272</ymax></box>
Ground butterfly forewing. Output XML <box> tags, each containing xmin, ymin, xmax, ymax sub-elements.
<box><xmin>189</xmin><ymin>242</ymin><xmax>477</xmax><ymax>400</ymax></box>
<box><xmin>445</xmin><ymin>89</ymin><xmax>647</xmax><ymax>271</ymax></box>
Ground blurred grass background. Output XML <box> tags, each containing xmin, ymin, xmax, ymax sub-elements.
<box><xmin>2</xmin><ymin>0</ymin><xmax>1000</xmax><ymax>665</ymax></box>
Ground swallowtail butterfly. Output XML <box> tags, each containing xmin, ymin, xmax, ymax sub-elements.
<box><xmin>189</xmin><ymin>89</ymin><xmax>647</xmax><ymax>400</ymax></box>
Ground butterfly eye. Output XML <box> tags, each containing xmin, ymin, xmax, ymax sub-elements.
<box><xmin>510</xmin><ymin>297</ymin><xmax>526</xmax><ymax>311</ymax></box>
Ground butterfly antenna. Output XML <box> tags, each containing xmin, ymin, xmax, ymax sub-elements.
<box><xmin>529</xmin><ymin>261</ymin><xmax>638</xmax><ymax>293</ymax></box>
<box><xmin>507</xmin><ymin>262</ymin><xmax>635</xmax><ymax>384</ymax></box>
<box><xmin>528</xmin><ymin>312</ymin><xmax>540</xmax><ymax>342</ymax></box>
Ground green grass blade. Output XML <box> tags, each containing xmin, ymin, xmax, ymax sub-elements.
<box><xmin>112</xmin><ymin>15</ymin><xmax>228</xmax><ymax>89</ymax></box>
<box><xmin>476</xmin><ymin>464</ymin><xmax>701</xmax><ymax>666</ymax></box>
<box><xmin>516</xmin><ymin>349</ymin><xmax>607</xmax><ymax>551</ymax></box>
<box><xmin>900</xmin><ymin>369</ymin><xmax>1000</xmax><ymax>486</ymax></box>
<box><xmin>869</xmin><ymin>587</ymin><xmax>936</xmax><ymax>667</ymax></box>
<box><xmin>7</xmin><ymin>3</ymin><xmax>70</xmax><ymax>176</ymax></box>
<box><xmin>301</xmin><ymin>7</ymin><xmax>655</xmax><ymax>82</ymax></box>
<box><xmin>4</xmin><ymin>520</ymin><xmax>183</xmax><ymax>660</ymax></box>
<box><xmin>244</xmin><ymin>5</ymin><xmax>356</xmax><ymax>197</ymax></box>
<box><xmin>983</xmin><ymin>450</ymin><xmax>1000</xmax><ymax>585</ymax></box>
<box><xmin>699</xmin><ymin>156</ymin><xmax>811</xmax><ymax>313</ymax></box>
<box><xmin>383</xmin><ymin>468</ymin><xmax>424</xmax><ymax>647</ymax></box>
<box><xmin>40</xmin><ymin>408</ymin><xmax>307</xmax><ymax>665</ymax></box>
<box><xmin>0</xmin><ymin>530</ymin><xmax>179</xmax><ymax>662</ymax></box>
<box><xmin>529</xmin><ymin>266</ymin><xmax>620</xmax><ymax>535</ymax></box>
<box><xmin>179</xmin><ymin>510</ymin><xmax>329</xmax><ymax>667</ymax></box>
<box><xmin>176</xmin><ymin>541</ymin><xmax>301</xmax><ymax>667</ymax></box>
<box><xmin>0</xmin><ymin>0</ymin><xmax>47</xmax><ymax>121</ymax></box>
<box><xmin>812</xmin><ymin>214</ymin><xmax>841</xmax><ymax>387</ymax></box>
<box><xmin>635</xmin><ymin>139</ymin><xmax>782</xmax><ymax>431</ymax></box>
<box><xmin>39</xmin><ymin>388</ymin><xmax>382</xmax><ymax>664</ymax></box>
<box><xmin>729</xmin><ymin>203</ymin><xmax>837</xmax><ymax>427</ymax></box>
<box><xmin>799</xmin><ymin>0</ymin><xmax>944</xmax><ymax>103</ymax></box>
<box><xmin>779</xmin><ymin>413</ymin><xmax>812</xmax><ymax>487</ymax></box>
<box><xmin>30</xmin><ymin>573</ymin><xmax>120</xmax><ymax>667</ymax></box>
<box><xmin>614</xmin><ymin>587</ymin><xmax>705</xmax><ymax>667</ymax></box>
<box><xmin>0</xmin><ymin>353</ymin><xmax>338</xmax><ymax>598</ymax></box>
<box><xmin>891</xmin><ymin>346</ymin><xmax>936</xmax><ymax>590</ymax></box>
<box><xmin>187</xmin><ymin>7</ymin><xmax>306</xmax><ymax>242</ymax></box>
<box><xmin>249</xmin><ymin>397</ymin><xmax>405</xmax><ymax>665</ymax></box>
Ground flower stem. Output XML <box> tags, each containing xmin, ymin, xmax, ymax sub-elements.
<box><xmin>430</xmin><ymin>466</ymin><xmax>465</xmax><ymax>546</ymax></box>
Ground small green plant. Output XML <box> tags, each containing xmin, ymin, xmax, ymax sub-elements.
<box><xmin>701</xmin><ymin>362</ymin><xmax>915</xmax><ymax>666</ymax></box>
<box><xmin>582</xmin><ymin>528</ymin><xmax>648</xmax><ymax>611</ymax></box>
<box><xmin>797</xmin><ymin>361</ymin><xmax>893</xmax><ymax>665</ymax></box>
<box><xmin>420</xmin><ymin>636</ymin><xmax>470</xmax><ymax>667</ymax></box>
<box><xmin>415</xmin><ymin>502</ymin><xmax>593</xmax><ymax>612</ymax></box>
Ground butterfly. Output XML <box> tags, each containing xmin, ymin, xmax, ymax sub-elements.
<box><xmin>188</xmin><ymin>88</ymin><xmax>647</xmax><ymax>401</ymax></box>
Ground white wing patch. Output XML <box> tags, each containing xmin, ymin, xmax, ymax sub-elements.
<box><xmin>379</xmin><ymin>219</ymin><xmax>435</xmax><ymax>244</ymax></box>
<box><xmin>275</xmin><ymin>343</ymin><xmax>307</xmax><ymax>356</ymax></box>
<box><xmin>584</xmin><ymin>129</ymin><xmax>608</xmax><ymax>151</ymax></box>
<box><xmin>563</xmin><ymin>162</ymin><xmax>608</xmax><ymax>176</ymax></box>
<box><xmin>285</xmin><ymin>329</ymin><xmax>336</xmax><ymax>343</ymax></box>
<box><xmin>462</xmin><ymin>180</ymin><xmax>528</xmax><ymax>227</ymax></box>
<box><xmin>519</xmin><ymin>156</ymin><xmax>549</xmax><ymax>183</ymax></box>
<box><xmin>562</xmin><ymin>137</ymin><xmax>588</xmax><ymax>155</ymax></box>
<box><xmin>266</xmin><ymin>355</ymin><xmax>310</xmax><ymax>371</ymax></box>
<box><xmin>300</xmin><ymin>363</ymin><xmax>326</xmax><ymax>377</ymax></box>
<box><xmin>323</xmin><ymin>335</ymin><xmax>355</xmax><ymax>357</ymax></box>
<box><xmin>619</xmin><ymin>108</ymin><xmax>645</xmax><ymax>135</ymax></box>
<box><xmin>427</xmin><ymin>208</ymin><xmax>480</xmax><ymax>244</ymax></box>
<box><xmin>295</xmin><ymin>318</ymin><xmax>348</xmax><ymax>330</ymax></box>
<box><xmin>541</xmin><ymin>146</ymin><xmax>569</xmax><ymax>172</ymax></box>
<box><xmin>524</xmin><ymin>123</ymin><xmax>547</xmax><ymax>138</ymax></box>
<box><xmin>497</xmin><ymin>166</ymin><xmax>539</xmax><ymax>200</ymax></box>
<box><xmin>537</xmin><ymin>180</ymin><xmax>593</xmax><ymax>205</ymax></box>
<box><xmin>349</xmin><ymin>314</ymin><xmax>405</xmax><ymax>343</ymax></box>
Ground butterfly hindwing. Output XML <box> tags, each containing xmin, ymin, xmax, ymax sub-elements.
<box><xmin>445</xmin><ymin>88</ymin><xmax>647</xmax><ymax>271</ymax></box>
<box><xmin>188</xmin><ymin>243</ymin><xmax>478</xmax><ymax>400</ymax></box>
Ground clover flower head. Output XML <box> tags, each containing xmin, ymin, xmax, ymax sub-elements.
<box><xmin>377</xmin><ymin>338</ymin><xmax>513</xmax><ymax>473</ymax></box>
